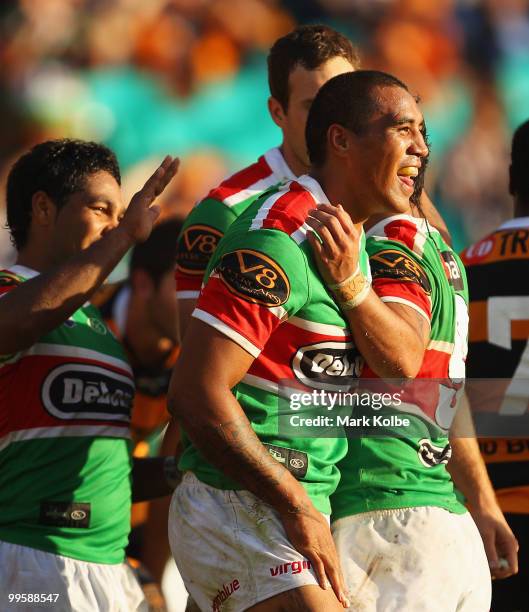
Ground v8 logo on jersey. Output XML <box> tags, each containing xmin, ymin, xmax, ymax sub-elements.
<box><xmin>176</xmin><ymin>224</ymin><xmax>224</xmax><ymax>275</ymax></box>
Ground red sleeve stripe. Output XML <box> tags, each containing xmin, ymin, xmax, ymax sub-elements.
<box><xmin>379</xmin><ymin>296</ymin><xmax>431</xmax><ymax>324</ymax></box>
<box><xmin>207</xmin><ymin>156</ymin><xmax>275</xmax><ymax>207</ymax></box>
<box><xmin>192</xmin><ymin>308</ymin><xmax>261</xmax><ymax>358</ymax></box>
<box><xmin>372</xmin><ymin>277</ymin><xmax>431</xmax><ymax>320</ymax></box>
<box><xmin>175</xmin><ymin>272</ymin><xmax>202</xmax><ymax>294</ymax></box>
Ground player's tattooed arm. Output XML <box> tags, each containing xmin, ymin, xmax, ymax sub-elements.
<box><xmin>167</xmin><ymin>320</ymin><xmax>306</xmax><ymax>513</ymax></box>
<box><xmin>168</xmin><ymin>319</ymin><xmax>350</xmax><ymax>606</ymax></box>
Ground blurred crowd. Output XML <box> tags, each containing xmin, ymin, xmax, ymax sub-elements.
<box><xmin>1</xmin><ymin>0</ymin><xmax>529</xmax><ymax>263</ymax></box>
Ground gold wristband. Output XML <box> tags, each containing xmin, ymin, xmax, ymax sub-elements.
<box><xmin>329</xmin><ymin>268</ymin><xmax>369</xmax><ymax>304</ymax></box>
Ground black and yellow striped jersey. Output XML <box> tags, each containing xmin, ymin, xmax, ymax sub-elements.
<box><xmin>461</xmin><ymin>217</ymin><xmax>529</xmax><ymax>514</ymax></box>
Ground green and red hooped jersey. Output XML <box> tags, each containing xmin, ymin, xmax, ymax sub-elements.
<box><xmin>0</xmin><ymin>266</ymin><xmax>135</xmax><ymax>564</ymax></box>
<box><xmin>178</xmin><ymin>175</ymin><xmax>371</xmax><ymax>515</ymax></box>
<box><xmin>175</xmin><ymin>147</ymin><xmax>295</xmax><ymax>299</ymax></box>
<box><xmin>331</xmin><ymin>215</ymin><xmax>469</xmax><ymax>520</ymax></box>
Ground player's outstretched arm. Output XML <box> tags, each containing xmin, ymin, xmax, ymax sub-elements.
<box><xmin>448</xmin><ymin>398</ymin><xmax>519</xmax><ymax>579</ymax></box>
<box><xmin>307</xmin><ymin>204</ymin><xmax>429</xmax><ymax>378</ymax></box>
<box><xmin>168</xmin><ymin>318</ymin><xmax>349</xmax><ymax>608</ymax></box>
<box><xmin>0</xmin><ymin>157</ymin><xmax>179</xmax><ymax>356</ymax></box>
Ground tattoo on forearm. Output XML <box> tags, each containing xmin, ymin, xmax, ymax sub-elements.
<box><xmin>202</xmin><ymin>416</ymin><xmax>289</xmax><ymax>490</ymax></box>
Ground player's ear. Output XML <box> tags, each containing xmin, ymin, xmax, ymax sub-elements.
<box><xmin>328</xmin><ymin>124</ymin><xmax>351</xmax><ymax>159</ymax></box>
<box><xmin>268</xmin><ymin>96</ymin><xmax>286</xmax><ymax>128</ymax></box>
<box><xmin>31</xmin><ymin>191</ymin><xmax>57</xmax><ymax>228</ymax></box>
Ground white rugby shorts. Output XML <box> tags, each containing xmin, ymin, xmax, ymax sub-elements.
<box><xmin>332</xmin><ymin>506</ymin><xmax>491</xmax><ymax>611</ymax></box>
<box><xmin>0</xmin><ymin>540</ymin><xmax>147</xmax><ymax>612</ymax></box>
<box><xmin>168</xmin><ymin>472</ymin><xmax>322</xmax><ymax>611</ymax></box>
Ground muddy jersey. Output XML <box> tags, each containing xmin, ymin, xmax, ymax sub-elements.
<box><xmin>0</xmin><ymin>266</ymin><xmax>134</xmax><ymax>564</ymax></box>
<box><xmin>175</xmin><ymin>147</ymin><xmax>295</xmax><ymax>299</ymax></box>
<box><xmin>461</xmin><ymin>217</ymin><xmax>529</xmax><ymax>514</ymax></box>
<box><xmin>332</xmin><ymin>215</ymin><xmax>468</xmax><ymax>520</ymax></box>
<box><xmin>178</xmin><ymin>175</ymin><xmax>371</xmax><ymax>515</ymax></box>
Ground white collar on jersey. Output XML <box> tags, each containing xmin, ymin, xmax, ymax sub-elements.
<box><xmin>365</xmin><ymin>213</ymin><xmax>437</xmax><ymax>238</ymax></box>
<box><xmin>8</xmin><ymin>264</ymin><xmax>39</xmax><ymax>279</ymax></box>
<box><xmin>295</xmin><ymin>174</ymin><xmax>331</xmax><ymax>205</ymax></box>
<box><xmin>263</xmin><ymin>147</ymin><xmax>297</xmax><ymax>182</ymax></box>
<box><xmin>498</xmin><ymin>216</ymin><xmax>529</xmax><ymax>230</ymax></box>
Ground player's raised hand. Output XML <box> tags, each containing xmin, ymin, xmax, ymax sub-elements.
<box><xmin>306</xmin><ymin>203</ymin><xmax>362</xmax><ymax>285</ymax></box>
<box><xmin>121</xmin><ymin>156</ymin><xmax>180</xmax><ymax>243</ymax></box>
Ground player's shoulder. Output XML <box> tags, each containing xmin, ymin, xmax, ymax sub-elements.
<box><xmin>247</xmin><ymin>175</ymin><xmax>322</xmax><ymax>246</ymax></box>
<box><xmin>460</xmin><ymin>217</ymin><xmax>529</xmax><ymax>267</ymax></box>
<box><xmin>204</xmin><ymin>151</ymin><xmax>280</xmax><ymax>208</ymax></box>
<box><xmin>366</xmin><ymin>214</ymin><xmax>442</xmax><ymax>257</ymax></box>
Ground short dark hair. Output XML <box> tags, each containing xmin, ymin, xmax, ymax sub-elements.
<box><xmin>510</xmin><ymin>119</ymin><xmax>529</xmax><ymax>201</ymax></box>
<box><xmin>267</xmin><ymin>24</ymin><xmax>360</xmax><ymax>110</ymax></box>
<box><xmin>306</xmin><ymin>70</ymin><xmax>409</xmax><ymax>167</ymax></box>
<box><xmin>130</xmin><ymin>218</ymin><xmax>183</xmax><ymax>287</ymax></box>
<box><xmin>6</xmin><ymin>139</ymin><xmax>121</xmax><ymax>250</ymax></box>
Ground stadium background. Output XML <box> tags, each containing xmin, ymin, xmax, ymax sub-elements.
<box><xmin>1</xmin><ymin>0</ymin><xmax>529</xmax><ymax>268</ymax></box>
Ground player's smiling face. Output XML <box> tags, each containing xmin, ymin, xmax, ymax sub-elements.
<box><xmin>51</xmin><ymin>171</ymin><xmax>126</xmax><ymax>261</ymax></box>
<box><xmin>346</xmin><ymin>85</ymin><xmax>428</xmax><ymax>216</ymax></box>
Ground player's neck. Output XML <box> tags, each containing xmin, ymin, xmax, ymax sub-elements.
<box><xmin>16</xmin><ymin>241</ymin><xmax>54</xmax><ymax>273</ymax></box>
<box><xmin>279</xmin><ymin>142</ymin><xmax>309</xmax><ymax>178</ymax></box>
<box><xmin>310</xmin><ymin>165</ymin><xmax>369</xmax><ymax>224</ymax></box>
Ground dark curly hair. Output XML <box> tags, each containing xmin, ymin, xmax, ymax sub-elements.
<box><xmin>6</xmin><ymin>139</ymin><xmax>121</xmax><ymax>250</ymax></box>
<box><xmin>267</xmin><ymin>24</ymin><xmax>360</xmax><ymax>110</ymax></box>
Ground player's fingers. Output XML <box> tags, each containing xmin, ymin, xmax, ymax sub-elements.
<box><xmin>305</xmin><ymin>214</ymin><xmax>339</xmax><ymax>258</ymax></box>
<box><xmin>322</xmin><ymin>553</ymin><xmax>350</xmax><ymax>608</ymax></box>
<box><xmin>319</xmin><ymin>203</ymin><xmax>356</xmax><ymax>235</ymax></box>
<box><xmin>307</xmin><ymin>230</ymin><xmax>325</xmax><ymax>262</ymax></box>
<box><xmin>308</xmin><ymin>555</ymin><xmax>329</xmax><ymax>591</ymax></box>
<box><xmin>154</xmin><ymin>157</ymin><xmax>180</xmax><ymax>197</ymax></box>
<box><xmin>309</xmin><ymin>209</ymin><xmax>349</xmax><ymax>249</ymax></box>
<box><xmin>142</xmin><ymin>156</ymin><xmax>176</xmax><ymax>199</ymax></box>
<box><xmin>503</xmin><ymin>535</ymin><xmax>519</xmax><ymax>576</ymax></box>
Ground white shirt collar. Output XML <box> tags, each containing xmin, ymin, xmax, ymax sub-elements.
<box><xmin>8</xmin><ymin>264</ymin><xmax>39</xmax><ymax>279</ymax></box>
<box><xmin>295</xmin><ymin>174</ymin><xmax>331</xmax><ymax>205</ymax></box>
<box><xmin>263</xmin><ymin>147</ymin><xmax>297</xmax><ymax>182</ymax></box>
<box><xmin>498</xmin><ymin>216</ymin><xmax>529</xmax><ymax>230</ymax></box>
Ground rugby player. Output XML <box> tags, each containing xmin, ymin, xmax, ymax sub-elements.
<box><xmin>304</xmin><ymin>73</ymin><xmax>491</xmax><ymax>609</ymax></box>
<box><xmin>0</xmin><ymin>140</ymin><xmax>178</xmax><ymax>611</ymax></box>
<box><xmin>175</xmin><ymin>26</ymin><xmax>359</xmax><ymax>330</ymax></box>
<box><xmin>461</xmin><ymin>119</ymin><xmax>529</xmax><ymax>610</ymax></box>
<box><xmin>166</xmin><ymin>70</ymin><xmax>444</xmax><ymax>612</ymax></box>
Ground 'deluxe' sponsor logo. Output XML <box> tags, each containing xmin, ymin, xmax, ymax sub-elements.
<box><xmin>41</xmin><ymin>363</ymin><xmax>133</xmax><ymax>422</ymax></box>
<box><xmin>211</xmin><ymin>579</ymin><xmax>240</xmax><ymax>611</ymax></box>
